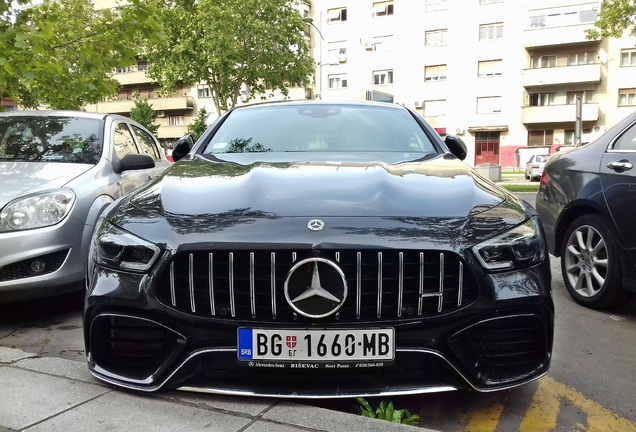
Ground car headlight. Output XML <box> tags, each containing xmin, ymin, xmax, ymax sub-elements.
<box><xmin>472</xmin><ymin>217</ymin><xmax>545</xmax><ymax>271</ymax></box>
<box><xmin>0</xmin><ymin>189</ymin><xmax>76</xmax><ymax>232</ymax></box>
<box><xmin>92</xmin><ymin>219</ymin><xmax>160</xmax><ymax>272</ymax></box>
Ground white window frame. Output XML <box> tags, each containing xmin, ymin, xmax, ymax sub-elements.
<box><xmin>619</xmin><ymin>88</ymin><xmax>636</xmax><ymax>107</ymax></box>
<box><xmin>621</xmin><ymin>49</ymin><xmax>636</xmax><ymax>67</ymax></box>
<box><xmin>327</xmin><ymin>7</ymin><xmax>347</xmax><ymax>23</ymax></box>
<box><xmin>372</xmin><ymin>1</ymin><xmax>394</xmax><ymax>17</ymax></box>
<box><xmin>426</xmin><ymin>0</ymin><xmax>447</xmax><ymax>12</ymax></box>
<box><xmin>477</xmin><ymin>96</ymin><xmax>502</xmax><ymax>114</ymax></box>
<box><xmin>529</xmin><ymin>93</ymin><xmax>555</xmax><ymax>106</ymax></box>
<box><xmin>566</xmin><ymin>90</ymin><xmax>594</xmax><ymax>104</ymax></box>
<box><xmin>372</xmin><ymin>35</ymin><xmax>394</xmax><ymax>52</ymax></box>
<box><xmin>424</xmin><ymin>64</ymin><xmax>447</xmax><ymax>81</ymax></box>
<box><xmin>478</xmin><ymin>59</ymin><xmax>502</xmax><ymax>77</ymax></box>
<box><xmin>373</xmin><ymin>69</ymin><xmax>394</xmax><ymax>86</ymax></box>
<box><xmin>531</xmin><ymin>55</ymin><xmax>556</xmax><ymax>69</ymax></box>
<box><xmin>169</xmin><ymin>115</ymin><xmax>185</xmax><ymax>126</ymax></box>
<box><xmin>425</xmin><ymin>29</ymin><xmax>447</xmax><ymax>47</ymax></box>
<box><xmin>568</xmin><ymin>51</ymin><xmax>596</xmax><ymax>66</ymax></box>
<box><xmin>479</xmin><ymin>22</ymin><xmax>503</xmax><ymax>40</ymax></box>
<box><xmin>328</xmin><ymin>74</ymin><xmax>348</xmax><ymax>90</ymax></box>
<box><xmin>197</xmin><ymin>85</ymin><xmax>211</xmax><ymax>98</ymax></box>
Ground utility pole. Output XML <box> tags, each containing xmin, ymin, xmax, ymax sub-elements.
<box><xmin>575</xmin><ymin>96</ymin><xmax>582</xmax><ymax>146</ymax></box>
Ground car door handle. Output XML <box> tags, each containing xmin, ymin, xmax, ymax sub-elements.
<box><xmin>607</xmin><ymin>160</ymin><xmax>633</xmax><ymax>171</ymax></box>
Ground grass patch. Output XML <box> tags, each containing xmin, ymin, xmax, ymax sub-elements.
<box><xmin>356</xmin><ymin>398</ymin><xmax>420</xmax><ymax>426</ymax></box>
<box><xmin>502</xmin><ymin>184</ymin><xmax>539</xmax><ymax>192</ymax></box>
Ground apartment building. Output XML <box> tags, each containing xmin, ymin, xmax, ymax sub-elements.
<box><xmin>88</xmin><ymin>0</ymin><xmax>636</xmax><ymax>165</ymax></box>
<box><xmin>306</xmin><ymin>0</ymin><xmax>636</xmax><ymax>166</ymax></box>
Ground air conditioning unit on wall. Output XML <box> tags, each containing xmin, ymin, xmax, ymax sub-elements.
<box><xmin>414</xmin><ymin>101</ymin><xmax>422</xmax><ymax>108</ymax></box>
<box><xmin>455</xmin><ymin>128</ymin><xmax>465</xmax><ymax>135</ymax></box>
<box><xmin>157</xmin><ymin>111</ymin><xmax>166</xmax><ymax>118</ymax></box>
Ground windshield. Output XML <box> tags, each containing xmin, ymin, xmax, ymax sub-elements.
<box><xmin>0</xmin><ymin>116</ymin><xmax>103</xmax><ymax>164</ymax></box>
<box><xmin>203</xmin><ymin>104</ymin><xmax>437</xmax><ymax>155</ymax></box>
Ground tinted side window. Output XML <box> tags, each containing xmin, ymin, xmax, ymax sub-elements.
<box><xmin>131</xmin><ymin>125</ymin><xmax>161</xmax><ymax>160</ymax></box>
<box><xmin>613</xmin><ymin>123</ymin><xmax>636</xmax><ymax>151</ymax></box>
<box><xmin>114</xmin><ymin>123</ymin><xmax>139</xmax><ymax>160</ymax></box>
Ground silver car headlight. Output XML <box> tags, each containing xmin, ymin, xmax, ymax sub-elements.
<box><xmin>0</xmin><ymin>189</ymin><xmax>76</xmax><ymax>232</ymax></box>
<box><xmin>472</xmin><ymin>217</ymin><xmax>545</xmax><ymax>271</ymax></box>
<box><xmin>92</xmin><ymin>219</ymin><xmax>160</xmax><ymax>272</ymax></box>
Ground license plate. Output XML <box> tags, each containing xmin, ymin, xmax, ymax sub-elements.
<box><xmin>237</xmin><ymin>328</ymin><xmax>394</xmax><ymax>362</ymax></box>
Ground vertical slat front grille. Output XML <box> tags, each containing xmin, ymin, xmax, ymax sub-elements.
<box><xmin>155</xmin><ymin>249</ymin><xmax>478</xmax><ymax>322</ymax></box>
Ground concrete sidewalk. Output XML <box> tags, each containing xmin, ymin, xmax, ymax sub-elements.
<box><xmin>0</xmin><ymin>347</ymin><xmax>435</xmax><ymax>432</ymax></box>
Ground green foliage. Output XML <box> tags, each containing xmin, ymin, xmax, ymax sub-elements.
<box><xmin>1</xmin><ymin>0</ymin><xmax>163</xmax><ymax>109</ymax></box>
<box><xmin>586</xmin><ymin>0</ymin><xmax>636</xmax><ymax>39</ymax></box>
<box><xmin>188</xmin><ymin>107</ymin><xmax>209</xmax><ymax>142</ymax></box>
<box><xmin>356</xmin><ymin>398</ymin><xmax>420</xmax><ymax>426</ymax></box>
<box><xmin>142</xmin><ymin>0</ymin><xmax>315</xmax><ymax>114</ymax></box>
<box><xmin>130</xmin><ymin>97</ymin><xmax>159</xmax><ymax>135</ymax></box>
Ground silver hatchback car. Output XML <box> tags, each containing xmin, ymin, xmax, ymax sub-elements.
<box><xmin>0</xmin><ymin>110</ymin><xmax>170</xmax><ymax>302</ymax></box>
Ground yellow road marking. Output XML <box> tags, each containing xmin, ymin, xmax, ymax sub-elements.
<box><xmin>520</xmin><ymin>376</ymin><xmax>636</xmax><ymax>432</ymax></box>
<box><xmin>461</xmin><ymin>376</ymin><xmax>636</xmax><ymax>432</ymax></box>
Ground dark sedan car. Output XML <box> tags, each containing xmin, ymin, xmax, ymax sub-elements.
<box><xmin>84</xmin><ymin>101</ymin><xmax>553</xmax><ymax>398</ymax></box>
<box><xmin>0</xmin><ymin>111</ymin><xmax>170</xmax><ymax>302</ymax></box>
<box><xmin>536</xmin><ymin>111</ymin><xmax>636</xmax><ymax>310</ymax></box>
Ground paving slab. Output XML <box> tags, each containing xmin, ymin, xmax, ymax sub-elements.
<box><xmin>23</xmin><ymin>391</ymin><xmax>252</xmax><ymax>432</ymax></box>
<box><xmin>162</xmin><ymin>390</ymin><xmax>278</xmax><ymax>417</ymax></box>
<box><xmin>0</xmin><ymin>366</ymin><xmax>108</xmax><ymax>430</ymax></box>
<box><xmin>0</xmin><ymin>347</ymin><xmax>36</xmax><ymax>364</ymax></box>
<box><xmin>15</xmin><ymin>356</ymin><xmax>97</xmax><ymax>384</ymax></box>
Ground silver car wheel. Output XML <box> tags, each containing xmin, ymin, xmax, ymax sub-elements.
<box><xmin>563</xmin><ymin>224</ymin><xmax>608</xmax><ymax>298</ymax></box>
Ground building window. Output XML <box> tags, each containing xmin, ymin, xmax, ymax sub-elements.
<box><xmin>621</xmin><ymin>48</ymin><xmax>636</xmax><ymax>67</ymax></box>
<box><xmin>568</xmin><ymin>51</ymin><xmax>596</xmax><ymax>65</ymax></box>
<box><xmin>425</xmin><ymin>64</ymin><xmax>447</xmax><ymax>81</ymax></box>
<box><xmin>478</xmin><ymin>59</ymin><xmax>502</xmax><ymax>77</ymax></box>
<box><xmin>564</xmin><ymin>129</ymin><xmax>592</xmax><ymax>145</ymax></box>
<box><xmin>328</xmin><ymin>74</ymin><xmax>348</xmax><ymax>89</ymax></box>
<box><xmin>567</xmin><ymin>90</ymin><xmax>594</xmax><ymax>104</ymax></box>
<box><xmin>372</xmin><ymin>1</ymin><xmax>394</xmax><ymax>17</ymax></box>
<box><xmin>327</xmin><ymin>7</ymin><xmax>347</xmax><ymax>23</ymax></box>
<box><xmin>169</xmin><ymin>115</ymin><xmax>185</xmax><ymax>126</ymax></box>
<box><xmin>373</xmin><ymin>69</ymin><xmax>394</xmax><ymax>85</ymax></box>
<box><xmin>426</xmin><ymin>0</ymin><xmax>447</xmax><ymax>11</ymax></box>
<box><xmin>477</xmin><ymin>96</ymin><xmax>502</xmax><ymax>114</ymax></box>
<box><xmin>529</xmin><ymin>93</ymin><xmax>555</xmax><ymax>106</ymax></box>
<box><xmin>327</xmin><ymin>43</ymin><xmax>347</xmax><ymax>63</ymax></box>
<box><xmin>423</xmin><ymin>100</ymin><xmax>446</xmax><ymax>117</ymax></box>
<box><xmin>136</xmin><ymin>60</ymin><xmax>148</xmax><ymax>71</ymax></box>
<box><xmin>197</xmin><ymin>85</ymin><xmax>211</xmax><ymax>98</ymax></box>
<box><xmin>528</xmin><ymin>130</ymin><xmax>554</xmax><ymax>146</ymax></box>
<box><xmin>372</xmin><ymin>35</ymin><xmax>393</xmax><ymax>52</ymax></box>
<box><xmin>425</xmin><ymin>29</ymin><xmax>447</xmax><ymax>47</ymax></box>
<box><xmin>529</xmin><ymin>15</ymin><xmax>546</xmax><ymax>28</ymax></box>
<box><xmin>619</xmin><ymin>88</ymin><xmax>636</xmax><ymax>106</ymax></box>
<box><xmin>116</xmin><ymin>66</ymin><xmax>131</xmax><ymax>73</ymax></box>
<box><xmin>479</xmin><ymin>23</ymin><xmax>503</xmax><ymax>40</ymax></box>
<box><xmin>531</xmin><ymin>55</ymin><xmax>556</xmax><ymax>69</ymax></box>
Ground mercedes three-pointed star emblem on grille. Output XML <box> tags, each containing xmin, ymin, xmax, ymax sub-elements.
<box><xmin>284</xmin><ymin>257</ymin><xmax>347</xmax><ymax>318</ymax></box>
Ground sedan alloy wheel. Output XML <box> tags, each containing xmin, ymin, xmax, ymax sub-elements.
<box><xmin>561</xmin><ymin>214</ymin><xmax>631</xmax><ymax>309</ymax></box>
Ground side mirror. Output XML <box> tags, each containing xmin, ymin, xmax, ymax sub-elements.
<box><xmin>172</xmin><ymin>134</ymin><xmax>194</xmax><ymax>162</ymax></box>
<box><xmin>444</xmin><ymin>134</ymin><xmax>467</xmax><ymax>161</ymax></box>
<box><xmin>114</xmin><ymin>153</ymin><xmax>155</xmax><ymax>174</ymax></box>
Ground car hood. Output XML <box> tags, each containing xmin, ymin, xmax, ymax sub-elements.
<box><xmin>129</xmin><ymin>154</ymin><xmax>508</xmax><ymax>219</ymax></box>
<box><xmin>0</xmin><ymin>161</ymin><xmax>92</xmax><ymax>207</ymax></box>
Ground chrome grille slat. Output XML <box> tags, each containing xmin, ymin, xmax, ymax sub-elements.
<box><xmin>157</xmin><ymin>249</ymin><xmax>478</xmax><ymax>322</ymax></box>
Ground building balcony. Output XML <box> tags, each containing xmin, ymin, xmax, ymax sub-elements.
<box><xmin>524</xmin><ymin>24</ymin><xmax>600</xmax><ymax>48</ymax></box>
<box><xmin>522</xmin><ymin>63</ymin><xmax>601</xmax><ymax>87</ymax></box>
<box><xmin>521</xmin><ymin>103</ymin><xmax>599</xmax><ymax>124</ymax></box>
<box><xmin>114</xmin><ymin>70</ymin><xmax>154</xmax><ymax>86</ymax></box>
<box><xmin>94</xmin><ymin>96</ymin><xmax>195</xmax><ymax>115</ymax></box>
<box><xmin>156</xmin><ymin>124</ymin><xmax>189</xmax><ymax>140</ymax></box>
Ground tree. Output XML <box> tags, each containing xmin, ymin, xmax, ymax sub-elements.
<box><xmin>188</xmin><ymin>107</ymin><xmax>209</xmax><ymax>142</ymax></box>
<box><xmin>130</xmin><ymin>97</ymin><xmax>160</xmax><ymax>135</ymax></box>
<box><xmin>586</xmin><ymin>0</ymin><xmax>636</xmax><ymax>39</ymax></box>
<box><xmin>1</xmin><ymin>0</ymin><xmax>162</xmax><ymax>109</ymax></box>
<box><xmin>143</xmin><ymin>0</ymin><xmax>314</xmax><ymax>114</ymax></box>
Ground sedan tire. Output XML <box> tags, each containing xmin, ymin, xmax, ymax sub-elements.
<box><xmin>561</xmin><ymin>214</ymin><xmax>634</xmax><ymax>309</ymax></box>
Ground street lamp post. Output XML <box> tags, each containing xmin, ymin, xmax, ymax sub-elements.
<box><xmin>303</xmin><ymin>16</ymin><xmax>323</xmax><ymax>99</ymax></box>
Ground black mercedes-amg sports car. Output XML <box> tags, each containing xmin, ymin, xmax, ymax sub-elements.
<box><xmin>84</xmin><ymin>101</ymin><xmax>553</xmax><ymax>398</ymax></box>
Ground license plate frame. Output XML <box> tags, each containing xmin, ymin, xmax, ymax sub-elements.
<box><xmin>237</xmin><ymin>328</ymin><xmax>395</xmax><ymax>363</ymax></box>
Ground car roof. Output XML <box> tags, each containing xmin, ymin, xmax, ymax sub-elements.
<box><xmin>0</xmin><ymin>110</ymin><xmax>115</xmax><ymax>121</ymax></box>
<box><xmin>231</xmin><ymin>99</ymin><xmax>406</xmax><ymax>112</ymax></box>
